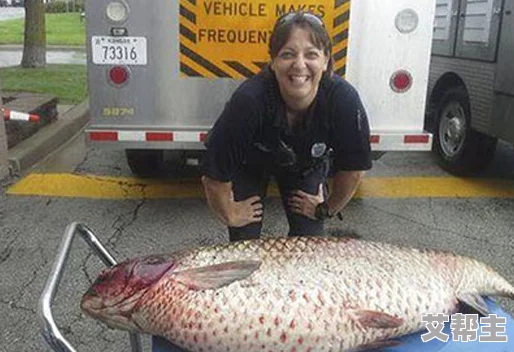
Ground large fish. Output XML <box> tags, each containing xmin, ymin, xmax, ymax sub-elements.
<box><xmin>81</xmin><ymin>236</ymin><xmax>514</xmax><ymax>351</ymax></box>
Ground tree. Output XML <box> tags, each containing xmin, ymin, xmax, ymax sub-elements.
<box><xmin>21</xmin><ymin>0</ymin><xmax>46</xmax><ymax>68</ymax></box>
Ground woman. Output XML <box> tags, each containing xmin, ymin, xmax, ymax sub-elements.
<box><xmin>153</xmin><ymin>11</ymin><xmax>373</xmax><ymax>352</ymax></box>
<box><xmin>201</xmin><ymin>11</ymin><xmax>372</xmax><ymax>241</ymax></box>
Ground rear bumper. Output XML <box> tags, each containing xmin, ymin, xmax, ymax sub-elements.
<box><xmin>85</xmin><ymin>127</ymin><xmax>433</xmax><ymax>152</ymax></box>
<box><xmin>369</xmin><ymin>130</ymin><xmax>433</xmax><ymax>151</ymax></box>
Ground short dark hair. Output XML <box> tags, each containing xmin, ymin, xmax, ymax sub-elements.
<box><xmin>268</xmin><ymin>12</ymin><xmax>334</xmax><ymax>75</ymax></box>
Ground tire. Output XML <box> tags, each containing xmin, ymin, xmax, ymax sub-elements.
<box><xmin>432</xmin><ymin>87</ymin><xmax>497</xmax><ymax>176</ymax></box>
<box><xmin>125</xmin><ymin>149</ymin><xmax>164</xmax><ymax>177</ymax></box>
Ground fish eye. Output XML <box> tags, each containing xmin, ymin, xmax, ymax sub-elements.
<box><xmin>97</xmin><ymin>270</ymin><xmax>110</xmax><ymax>282</ymax></box>
<box><xmin>85</xmin><ymin>286</ymin><xmax>99</xmax><ymax>297</ymax></box>
<box><xmin>145</xmin><ymin>256</ymin><xmax>163</xmax><ymax>264</ymax></box>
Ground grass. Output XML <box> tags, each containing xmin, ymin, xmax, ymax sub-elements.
<box><xmin>0</xmin><ymin>13</ymin><xmax>85</xmax><ymax>46</ymax></box>
<box><xmin>0</xmin><ymin>64</ymin><xmax>87</xmax><ymax>104</ymax></box>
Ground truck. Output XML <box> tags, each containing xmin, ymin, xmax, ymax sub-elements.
<box><xmin>84</xmin><ymin>0</ymin><xmax>436</xmax><ymax>177</ymax></box>
<box><xmin>426</xmin><ymin>0</ymin><xmax>514</xmax><ymax>175</ymax></box>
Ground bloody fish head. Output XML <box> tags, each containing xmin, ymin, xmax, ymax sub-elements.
<box><xmin>80</xmin><ymin>254</ymin><xmax>174</xmax><ymax>331</ymax></box>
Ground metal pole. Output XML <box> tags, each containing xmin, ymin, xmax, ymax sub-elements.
<box><xmin>38</xmin><ymin>222</ymin><xmax>144</xmax><ymax>352</ymax></box>
<box><xmin>0</xmin><ymin>82</ymin><xmax>10</xmax><ymax>180</ymax></box>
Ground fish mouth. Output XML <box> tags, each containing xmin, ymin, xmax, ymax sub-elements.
<box><xmin>81</xmin><ymin>299</ymin><xmax>142</xmax><ymax>332</ymax></box>
<box><xmin>80</xmin><ymin>286</ymin><xmax>157</xmax><ymax>334</ymax></box>
<box><xmin>80</xmin><ymin>288</ymin><xmax>147</xmax><ymax>330</ymax></box>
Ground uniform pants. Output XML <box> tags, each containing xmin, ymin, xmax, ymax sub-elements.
<box><xmin>228</xmin><ymin>160</ymin><xmax>330</xmax><ymax>242</ymax></box>
<box><xmin>152</xmin><ymin>336</ymin><xmax>185</xmax><ymax>352</ymax></box>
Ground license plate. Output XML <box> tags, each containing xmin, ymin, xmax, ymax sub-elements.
<box><xmin>91</xmin><ymin>36</ymin><xmax>147</xmax><ymax>65</ymax></box>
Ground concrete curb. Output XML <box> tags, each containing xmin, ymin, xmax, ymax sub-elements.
<box><xmin>8</xmin><ymin>99</ymin><xmax>89</xmax><ymax>175</ymax></box>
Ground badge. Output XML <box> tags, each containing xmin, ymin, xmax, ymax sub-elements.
<box><xmin>311</xmin><ymin>142</ymin><xmax>327</xmax><ymax>158</ymax></box>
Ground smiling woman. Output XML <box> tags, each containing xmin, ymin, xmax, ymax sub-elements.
<box><xmin>200</xmin><ymin>11</ymin><xmax>372</xmax><ymax>242</ymax></box>
<box><xmin>270</xmin><ymin>27</ymin><xmax>329</xmax><ymax>113</ymax></box>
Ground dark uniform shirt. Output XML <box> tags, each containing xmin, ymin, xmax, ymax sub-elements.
<box><xmin>202</xmin><ymin>70</ymin><xmax>372</xmax><ymax>182</ymax></box>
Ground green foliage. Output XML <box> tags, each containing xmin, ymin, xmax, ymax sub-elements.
<box><xmin>45</xmin><ymin>0</ymin><xmax>85</xmax><ymax>13</ymax></box>
<box><xmin>45</xmin><ymin>13</ymin><xmax>86</xmax><ymax>46</ymax></box>
<box><xmin>0</xmin><ymin>65</ymin><xmax>87</xmax><ymax>104</ymax></box>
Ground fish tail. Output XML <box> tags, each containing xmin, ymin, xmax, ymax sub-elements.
<box><xmin>483</xmin><ymin>263</ymin><xmax>514</xmax><ymax>300</ymax></box>
<box><xmin>462</xmin><ymin>257</ymin><xmax>514</xmax><ymax>300</ymax></box>
<box><xmin>495</xmin><ymin>274</ymin><xmax>514</xmax><ymax>300</ymax></box>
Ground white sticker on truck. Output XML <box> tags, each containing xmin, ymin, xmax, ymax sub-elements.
<box><xmin>91</xmin><ymin>36</ymin><xmax>147</xmax><ymax>65</ymax></box>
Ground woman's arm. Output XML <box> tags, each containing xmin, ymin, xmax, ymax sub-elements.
<box><xmin>201</xmin><ymin>175</ymin><xmax>263</xmax><ymax>227</ymax></box>
<box><xmin>287</xmin><ymin>170</ymin><xmax>365</xmax><ymax>220</ymax></box>
<box><xmin>325</xmin><ymin>170</ymin><xmax>365</xmax><ymax>217</ymax></box>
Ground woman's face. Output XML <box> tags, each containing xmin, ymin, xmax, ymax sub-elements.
<box><xmin>271</xmin><ymin>26</ymin><xmax>329</xmax><ymax>110</ymax></box>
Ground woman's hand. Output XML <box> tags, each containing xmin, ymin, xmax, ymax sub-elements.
<box><xmin>202</xmin><ymin>175</ymin><xmax>264</xmax><ymax>228</ymax></box>
<box><xmin>229</xmin><ymin>195</ymin><xmax>263</xmax><ymax>227</ymax></box>
<box><xmin>287</xmin><ymin>184</ymin><xmax>324</xmax><ymax>220</ymax></box>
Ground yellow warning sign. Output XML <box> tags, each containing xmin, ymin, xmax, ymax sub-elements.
<box><xmin>179</xmin><ymin>0</ymin><xmax>350</xmax><ymax>79</ymax></box>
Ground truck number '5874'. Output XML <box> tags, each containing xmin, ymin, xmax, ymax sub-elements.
<box><xmin>91</xmin><ymin>36</ymin><xmax>147</xmax><ymax>66</ymax></box>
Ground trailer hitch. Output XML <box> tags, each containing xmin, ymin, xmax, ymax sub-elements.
<box><xmin>38</xmin><ymin>222</ymin><xmax>143</xmax><ymax>352</ymax></box>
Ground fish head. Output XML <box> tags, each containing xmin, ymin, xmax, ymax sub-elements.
<box><xmin>80</xmin><ymin>254</ymin><xmax>174</xmax><ymax>331</ymax></box>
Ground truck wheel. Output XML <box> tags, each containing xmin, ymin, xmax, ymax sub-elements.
<box><xmin>125</xmin><ymin>149</ymin><xmax>164</xmax><ymax>177</ymax></box>
<box><xmin>433</xmin><ymin>87</ymin><xmax>497</xmax><ymax>175</ymax></box>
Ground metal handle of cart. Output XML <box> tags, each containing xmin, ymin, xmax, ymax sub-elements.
<box><xmin>38</xmin><ymin>222</ymin><xmax>143</xmax><ymax>352</ymax></box>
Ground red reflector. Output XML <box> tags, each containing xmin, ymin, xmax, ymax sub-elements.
<box><xmin>199</xmin><ymin>133</ymin><xmax>208</xmax><ymax>142</ymax></box>
<box><xmin>369</xmin><ymin>135</ymin><xmax>380</xmax><ymax>144</ymax></box>
<box><xmin>89</xmin><ymin>131</ymin><xmax>118</xmax><ymax>141</ymax></box>
<box><xmin>2</xmin><ymin>108</ymin><xmax>10</xmax><ymax>119</ymax></box>
<box><xmin>146</xmin><ymin>132</ymin><xmax>174</xmax><ymax>141</ymax></box>
<box><xmin>404</xmin><ymin>135</ymin><xmax>429</xmax><ymax>144</ymax></box>
<box><xmin>109</xmin><ymin>66</ymin><xmax>130</xmax><ymax>85</ymax></box>
<box><xmin>390</xmin><ymin>70</ymin><xmax>412</xmax><ymax>92</ymax></box>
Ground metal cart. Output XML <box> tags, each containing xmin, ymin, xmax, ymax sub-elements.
<box><xmin>38</xmin><ymin>222</ymin><xmax>143</xmax><ymax>352</ymax></box>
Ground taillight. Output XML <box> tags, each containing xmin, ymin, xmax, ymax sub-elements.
<box><xmin>108</xmin><ymin>66</ymin><xmax>130</xmax><ymax>86</ymax></box>
<box><xmin>395</xmin><ymin>9</ymin><xmax>419</xmax><ymax>34</ymax></box>
<box><xmin>390</xmin><ymin>70</ymin><xmax>412</xmax><ymax>93</ymax></box>
<box><xmin>106</xmin><ymin>1</ymin><xmax>129</xmax><ymax>23</ymax></box>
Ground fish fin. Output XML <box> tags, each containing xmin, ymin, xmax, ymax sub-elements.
<box><xmin>348</xmin><ymin>309</ymin><xmax>404</xmax><ymax>329</ymax></box>
<box><xmin>457</xmin><ymin>292</ymin><xmax>489</xmax><ymax>316</ymax></box>
<box><xmin>174</xmin><ymin>260</ymin><xmax>261</xmax><ymax>290</ymax></box>
<box><xmin>347</xmin><ymin>340</ymin><xmax>402</xmax><ymax>352</ymax></box>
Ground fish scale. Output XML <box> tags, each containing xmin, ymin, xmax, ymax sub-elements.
<box><xmin>81</xmin><ymin>236</ymin><xmax>514</xmax><ymax>352</ymax></box>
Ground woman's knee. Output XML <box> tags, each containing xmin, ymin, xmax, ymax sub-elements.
<box><xmin>287</xmin><ymin>215</ymin><xmax>324</xmax><ymax>237</ymax></box>
<box><xmin>228</xmin><ymin>222</ymin><xmax>262</xmax><ymax>242</ymax></box>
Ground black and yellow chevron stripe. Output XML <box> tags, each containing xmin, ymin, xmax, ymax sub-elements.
<box><xmin>179</xmin><ymin>0</ymin><xmax>350</xmax><ymax>79</ymax></box>
<box><xmin>332</xmin><ymin>0</ymin><xmax>350</xmax><ymax>77</ymax></box>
